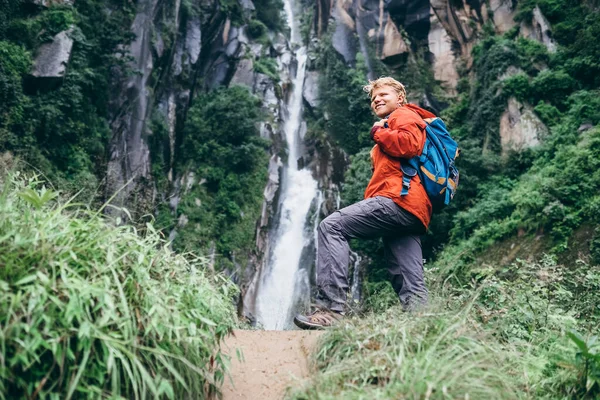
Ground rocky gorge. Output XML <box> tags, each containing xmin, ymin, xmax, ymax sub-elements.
<box><xmin>1</xmin><ymin>0</ymin><xmax>566</xmax><ymax>322</ymax></box>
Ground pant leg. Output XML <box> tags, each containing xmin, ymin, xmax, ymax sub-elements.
<box><xmin>384</xmin><ymin>235</ymin><xmax>428</xmax><ymax>311</ymax></box>
<box><xmin>316</xmin><ymin>196</ymin><xmax>422</xmax><ymax>312</ymax></box>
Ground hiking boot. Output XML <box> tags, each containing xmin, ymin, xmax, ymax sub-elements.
<box><xmin>293</xmin><ymin>308</ymin><xmax>343</xmax><ymax>330</ymax></box>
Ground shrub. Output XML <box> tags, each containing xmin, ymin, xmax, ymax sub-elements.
<box><xmin>503</xmin><ymin>72</ymin><xmax>531</xmax><ymax>101</ymax></box>
<box><xmin>316</xmin><ymin>37</ymin><xmax>373</xmax><ymax>155</ymax></box>
<box><xmin>0</xmin><ymin>175</ymin><xmax>237</xmax><ymax>398</ymax></box>
<box><xmin>247</xmin><ymin>20</ymin><xmax>268</xmax><ymax>39</ymax></box>
<box><xmin>254</xmin><ymin>57</ymin><xmax>279</xmax><ymax>81</ymax></box>
<box><xmin>534</xmin><ymin>100</ymin><xmax>562</xmax><ymax>126</ymax></box>
<box><xmin>566</xmin><ymin>330</ymin><xmax>600</xmax><ymax>398</ymax></box>
<box><xmin>167</xmin><ymin>86</ymin><xmax>270</xmax><ymax>269</ymax></box>
<box><xmin>531</xmin><ymin>69</ymin><xmax>578</xmax><ymax>108</ymax></box>
<box><xmin>253</xmin><ymin>0</ymin><xmax>284</xmax><ymax>31</ymax></box>
<box><xmin>290</xmin><ymin>303</ymin><xmax>532</xmax><ymax>399</ymax></box>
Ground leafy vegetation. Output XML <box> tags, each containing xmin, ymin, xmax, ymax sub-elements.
<box><xmin>154</xmin><ymin>86</ymin><xmax>269</xmax><ymax>272</ymax></box>
<box><xmin>290</xmin><ymin>254</ymin><xmax>600</xmax><ymax>398</ymax></box>
<box><xmin>0</xmin><ymin>174</ymin><xmax>237</xmax><ymax>399</ymax></box>
<box><xmin>296</xmin><ymin>1</ymin><xmax>600</xmax><ymax>398</ymax></box>
<box><xmin>0</xmin><ymin>0</ymin><xmax>135</xmax><ymax>202</ymax></box>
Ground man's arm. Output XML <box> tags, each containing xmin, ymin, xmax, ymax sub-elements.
<box><xmin>370</xmin><ymin>117</ymin><xmax>425</xmax><ymax>159</ymax></box>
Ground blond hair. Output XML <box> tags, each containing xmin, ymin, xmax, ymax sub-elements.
<box><xmin>363</xmin><ymin>77</ymin><xmax>407</xmax><ymax>105</ymax></box>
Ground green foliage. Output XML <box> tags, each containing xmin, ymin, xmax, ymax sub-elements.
<box><xmin>0</xmin><ymin>0</ymin><xmax>136</xmax><ymax>202</ymax></box>
<box><xmin>253</xmin><ymin>0</ymin><xmax>284</xmax><ymax>31</ymax></box>
<box><xmin>534</xmin><ymin>100</ymin><xmax>562</xmax><ymax>126</ymax></box>
<box><xmin>0</xmin><ymin>41</ymin><xmax>30</xmax><ymax>129</ymax></box>
<box><xmin>590</xmin><ymin>227</ymin><xmax>600</xmax><ymax>265</ymax></box>
<box><xmin>290</xmin><ymin>302</ymin><xmax>539</xmax><ymax>399</ymax></box>
<box><xmin>5</xmin><ymin>6</ymin><xmax>77</xmax><ymax>48</ymax></box>
<box><xmin>567</xmin><ymin>330</ymin><xmax>600</xmax><ymax>397</ymax></box>
<box><xmin>502</xmin><ymin>72</ymin><xmax>531</xmax><ymax>101</ymax></box>
<box><xmin>315</xmin><ymin>36</ymin><xmax>373</xmax><ymax>155</ymax></box>
<box><xmin>515</xmin><ymin>37</ymin><xmax>549</xmax><ymax>73</ymax></box>
<box><xmin>530</xmin><ymin>69</ymin><xmax>578</xmax><ymax>108</ymax></box>
<box><xmin>247</xmin><ymin>19</ymin><xmax>268</xmax><ymax>39</ymax></box>
<box><xmin>0</xmin><ymin>175</ymin><xmax>237</xmax><ymax>399</ymax></box>
<box><xmin>217</xmin><ymin>0</ymin><xmax>243</xmax><ymax>25</ymax></box>
<box><xmin>469</xmin><ymin>36</ymin><xmax>519</xmax><ymax>151</ymax></box>
<box><xmin>254</xmin><ymin>57</ymin><xmax>279</xmax><ymax>82</ymax></box>
<box><xmin>339</xmin><ymin>148</ymin><xmax>372</xmax><ymax>206</ymax></box>
<box><xmin>294</xmin><ymin>252</ymin><xmax>600</xmax><ymax>399</ymax></box>
<box><xmin>162</xmin><ymin>86</ymin><xmax>269</xmax><ymax>270</ymax></box>
<box><xmin>435</xmin><ymin>101</ymin><xmax>600</xmax><ymax>279</ymax></box>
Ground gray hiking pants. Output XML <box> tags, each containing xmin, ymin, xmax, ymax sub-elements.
<box><xmin>316</xmin><ymin>196</ymin><xmax>427</xmax><ymax>312</ymax></box>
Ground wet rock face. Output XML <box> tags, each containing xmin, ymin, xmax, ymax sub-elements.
<box><xmin>428</xmin><ymin>9</ymin><xmax>458</xmax><ymax>90</ymax></box>
<box><xmin>106</xmin><ymin>0</ymin><xmax>159</xmax><ymax>217</ymax></box>
<box><xmin>387</xmin><ymin>0</ymin><xmax>431</xmax><ymax>42</ymax></box>
<box><xmin>332</xmin><ymin>0</ymin><xmax>357</xmax><ymax>63</ymax></box>
<box><xmin>31</xmin><ymin>29</ymin><xmax>74</xmax><ymax>78</ymax></box>
<box><xmin>382</xmin><ymin>17</ymin><xmax>409</xmax><ymax>62</ymax></box>
<box><xmin>303</xmin><ymin>70</ymin><xmax>320</xmax><ymax>109</ymax></box>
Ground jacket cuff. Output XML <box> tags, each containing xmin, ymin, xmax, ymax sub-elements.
<box><xmin>370</xmin><ymin>126</ymin><xmax>381</xmax><ymax>140</ymax></box>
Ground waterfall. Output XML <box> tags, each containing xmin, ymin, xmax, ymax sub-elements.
<box><xmin>254</xmin><ymin>0</ymin><xmax>318</xmax><ymax>330</ymax></box>
<box><xmin>349</xmin><ymin>250</ymin><xmax>362</xmax><ymax>303</ymax></box>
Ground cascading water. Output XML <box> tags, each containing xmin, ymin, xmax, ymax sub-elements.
<box><xmin>254</xmin><ymin>0</ymin><xmax>319</xmax><ymax>330</ymax></box>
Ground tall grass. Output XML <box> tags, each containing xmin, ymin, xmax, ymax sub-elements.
<box><xmin>288</xmin><ymin>303</ymin><xmax>532</xmax><ymax>400</ymax></box>
<box><xmin>290</xmin><ymin>254</ymin><xmax>600</xmax><ymax>399</ymax></box>
<box><xmin>0</xmin><ymin>174</ymin><xmax>237</xmax><ymax>399</ymax></box>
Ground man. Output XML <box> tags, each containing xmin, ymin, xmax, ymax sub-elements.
<box><xmin>294</xmin><ymin>77</ymin><xmax>436</xmax><ymax>329</ymax></box>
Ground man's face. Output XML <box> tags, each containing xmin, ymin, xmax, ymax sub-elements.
<box><xmin>370</xmin><ymin>86</ymin><xmax>402</xmax><ymax>118</ymax></box>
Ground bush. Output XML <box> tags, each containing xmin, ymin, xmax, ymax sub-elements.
<box><xmin>531</xmin><ymin>69</ymin><xmax>578</xmax><ymax>108</ymax></box>
<box><xmin>253</xmin><ymin>0</ymin><xmax>284</xmax><ymax>31</ymax></box>
<box><xmin>166</xmin><ymin>86</ymin><xmax>270</xmax><ymax>269</ymax></box>
<box><xmin>254</xmin><ymin>57</ymin><xmax>279</xmax><ymax>81</ymax></box>
<box><xmin>290</xmin><ymin>303</ymin><xmax>536</xmax><ymax>399</ymax></box>
<box><xmin>502</xmin><ymin>72</ymin><xmax>531</xmax><ymax>101</ymax></box>
<box><xmin>316</xmin><ymin>37</ymin><xmax>373</xmax><ymax>155</ymax></box>
<box><xmin>0</xmin><ymin>175</ymin><xmax>237</xmax><ymax>398</ymax></box>
<box><xmin>247</xmin><ymin>20</ymin><xmax>268</xmax><ymax>39</ymax></box>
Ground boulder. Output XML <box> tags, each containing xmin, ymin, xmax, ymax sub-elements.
<box><xmin>489</xmin><ymin>0</ymin><xmax>516</xmax><ymax>33</ymax></box>
<box><xmin>500</xmin><ymin>97</ymin><xmax>548</xmax><ymax>153</ymax></box>
<box><xmin>381</xmin><ymin>17</ymin><xmax>409</xmax><ymax>63</ymax></box>
<box><xmin>302</xmin><ymin>70</ymin><xmax>320</xmax><ymax>109</ymax></box>
<box><xmin>519</xmin><ymin>6</ymin><xmax>556</xmax><ymax>52</ymax></box>
<box><xmin>31</xmin><ymin>29</ymin><xmax>74</xmax><ymax>78</ymax></box>
<box><xmin>428</xmin><ymin>9</ymin><xmax>458</xmax><ymax>90</ymax></box>
<box><xmin>331</xmin><ymin>0</ymin><xmax>356</xmax><ymax>63</ymax></box>
<box><xmin>230</xmin><ymin>58</ymin><xmax>255</xmax><ymax>87</ymax></box>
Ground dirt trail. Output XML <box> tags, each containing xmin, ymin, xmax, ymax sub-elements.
<box><xmin>221</xmin><ymin>330</ymin><xmax>324</xmax><ymax>400</ymax></box>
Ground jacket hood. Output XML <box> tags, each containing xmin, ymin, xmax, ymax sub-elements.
<box><xmin>404</xmin><ymin>103</ymin><xmax>437</xmax><ymax>119</ymax></box>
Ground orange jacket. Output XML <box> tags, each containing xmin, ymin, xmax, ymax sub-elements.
<box><xmin>364</xmin><ymin>104</ymin><xmax>436</xmax><ymax>230</ymax></box>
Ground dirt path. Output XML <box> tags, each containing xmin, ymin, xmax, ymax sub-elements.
<box><xmin>221</xmin><ymin>330</ymin><xmax>324</xmax><ymax>400</ymax></box>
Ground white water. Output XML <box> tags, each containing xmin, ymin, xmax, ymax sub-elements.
<box><xmin>350</xmin><ymin>250</ymin><xmax>362</xmax><ymax>302</ymax></box>
<box><xmin>255</xmin><ymin>0</ymin><xmax>318</xmax><ymax>330</ymax></box>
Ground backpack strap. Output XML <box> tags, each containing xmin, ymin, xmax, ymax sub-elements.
<box><xmin>400</xmin><ymin>160</ymin><xmax>418</xmax><ymax>196</ymax></box>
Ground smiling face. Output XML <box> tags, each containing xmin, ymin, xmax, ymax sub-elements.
<box><xmin>370</xmin><ymin>85</ymin><xmax>403</xmax><ymax>118</ymax></box>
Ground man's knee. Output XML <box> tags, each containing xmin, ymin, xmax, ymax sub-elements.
<box><xmin>318</xmin><ymin>212</ymin><xmax>341</xmax><ymax>235</ymax></box>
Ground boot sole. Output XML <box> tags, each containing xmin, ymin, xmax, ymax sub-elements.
<box><xmin>293</xmin><ymin>316</ymin><xmax>327</xmax><ymax>330</ymax></box>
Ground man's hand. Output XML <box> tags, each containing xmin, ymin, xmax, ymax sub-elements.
<box><xmin>370</xmin><ymin>119</ymin><xmax>388</xmax><ymax>141</ymax></box>
<box><xmin>372</xmin><ymin>119</ymin><xmax>388</xmax><ymax>128</ymax></box>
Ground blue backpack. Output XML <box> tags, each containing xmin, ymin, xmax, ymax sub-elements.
<box><xmin>397</xmin><ymin>117</ymin><xmax>460</xmax><ymax>211</ymax></box>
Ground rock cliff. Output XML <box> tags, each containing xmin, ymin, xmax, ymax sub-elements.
<box><xmin>46</xmin><ymin>0</ymin><xmax>554</xmax><ymax>316</ymax></box>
